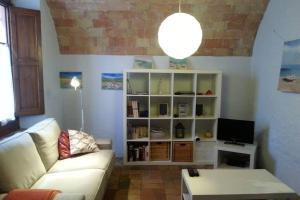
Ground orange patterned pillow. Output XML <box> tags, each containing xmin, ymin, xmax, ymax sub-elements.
<box><xmin>68</xmin><ymin>130</ymin><xmax>99</xmax><ymax>155</ymax></box>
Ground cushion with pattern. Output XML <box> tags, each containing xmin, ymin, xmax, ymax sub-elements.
<box><xmin>58</xmin><ymin>130</ymin><xmax>71</xmax><ymax>160</ymax></box>
<box><xmin>68</xmin><ymin>130</ymin><xmax>99</xmax><ymax>155</ymax></box>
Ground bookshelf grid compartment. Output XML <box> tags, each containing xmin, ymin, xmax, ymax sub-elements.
<box><xmin>123</xmin><ymin>69</ymin><xmax>222</xmax><ymax>165</ymax></box>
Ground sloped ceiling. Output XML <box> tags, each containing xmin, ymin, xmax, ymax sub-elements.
<box><xmin>46</xmin><ymin>0</ymin><xmax>269</xmax><ymax>56</ymax></box>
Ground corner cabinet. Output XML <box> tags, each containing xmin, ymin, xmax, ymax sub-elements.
<box><xmin>123</xmin><ymin>69</ymin><xmax>222</xmax><ymax>165</ymax></box>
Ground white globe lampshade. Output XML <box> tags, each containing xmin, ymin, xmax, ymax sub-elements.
<box><xmin>158</xmin><ymin>12</ymin><xmax>202</xmax><ymax>59</ymax></box>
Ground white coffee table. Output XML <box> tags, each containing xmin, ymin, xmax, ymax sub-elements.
<box><xmin>181</xmin><ymin>169</ymin><xmax>298</xmax><ymax>200</ymax></box>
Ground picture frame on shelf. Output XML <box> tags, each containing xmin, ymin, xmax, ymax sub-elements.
<box><xmin>159</xmin><ymin>103</ymin><xmax>168</xmax><ymax>116</ymax></box>
<box><xmin>169</xmin><ymin>57</ymin><xmax>190</xmax><ymax>70</ymax></box>
<box><xmin>133</xmin><ymin>56</ymin><xmax>154</xmax><ymax>69</ymax></box>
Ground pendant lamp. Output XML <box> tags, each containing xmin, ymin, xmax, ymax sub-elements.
<box><xmin>158</xmin><ymin>0</ymin><xmax>202</xmax><ymax>59</ymax></box>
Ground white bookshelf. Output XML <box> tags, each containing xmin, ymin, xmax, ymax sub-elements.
<box><xmin>123</xmin><ymin>69</ymin><xmax>222</xmax><ymax>165</ymax></box>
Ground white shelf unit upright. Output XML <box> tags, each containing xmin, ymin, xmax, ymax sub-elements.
<box><xmin>123</xmin><ymin>69</ymin><xmax>222</xmax><ymax>165</ymax></box>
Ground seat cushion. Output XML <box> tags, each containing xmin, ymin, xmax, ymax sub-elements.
<box><xmin>48</xmin><ymin>150</ymin><xmax>114</xmax><ymax>173</ymax></box>
<box><xmin>0</xmin><ymin>132</ymin><xmax>46</xmax><ymax>192</ymax></box>
<box><xmin>26</xmin><ymin>118</ymin><xmax>61</xmax><ymax>170</ymax></box>
<box><xmin>31</xmin><ymin>169</ymin><xmax>105</xmax><ymax>200</ymax></box>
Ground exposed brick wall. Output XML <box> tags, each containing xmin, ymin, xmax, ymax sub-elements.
<box><xmin>46</xmin><ymin>0</ymin><xmax>269</xmax><ymax>56</ymax></box>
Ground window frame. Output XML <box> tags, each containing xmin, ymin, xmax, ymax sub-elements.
<box><xmin>0</xmin><ymin>0</ymin><xmax>19</xmax><ymax>136</ymax></box>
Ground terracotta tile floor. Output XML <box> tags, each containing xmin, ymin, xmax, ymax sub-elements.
<box><xmin>103</xmin><ymin>159</ymin><xmax>212</xmax><ymax>200</ymax></box>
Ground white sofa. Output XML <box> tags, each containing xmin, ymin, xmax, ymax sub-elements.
<box><xmin>0</xmin><ymin>118</ymin><xmax>114</xmax><ymax>200</ymax></box>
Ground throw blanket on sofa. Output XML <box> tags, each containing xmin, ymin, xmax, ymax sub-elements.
<box><xmin>4</xmin><ymin>189</ymin><xmax>61</xmax><ymax>200</ymax></box>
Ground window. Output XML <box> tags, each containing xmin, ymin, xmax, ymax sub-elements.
<box><xmin>0</xmin><ymin>2</ymin><xmax>15</xmax><ymax>124</ymax></box>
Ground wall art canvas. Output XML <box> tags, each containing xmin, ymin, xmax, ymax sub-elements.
<box><xmin>133</xmin><ymin>56</ymin><xmax>153</xmax><ymax>69</ymax></box>
<box><xmin>60</xmin><ymin>71</ymin><xmax>82</xmax><ymax>89</ymax></box>
<box><xmin>102</xmin><ymin>73</ymin><xmax>123</xmax><ymax>90</ymax></box>
<box><xmin>169</xmin><ymin>57</ymin><xmax>190</xmax><ymax>69</ymax></box>
<box><xmin>278</xmin><ymin>39</ymin><xmax>300</xmax><ymax>93</ymax></box>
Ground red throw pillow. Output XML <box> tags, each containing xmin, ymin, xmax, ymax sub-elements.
<box><xmin>58</xmin><ymin>130</ymin><xmax>71</xmax><ymax>160</ymax></box>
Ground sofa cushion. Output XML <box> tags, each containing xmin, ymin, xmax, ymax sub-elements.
<box><xmin>0</xmin><ymin>132</ymin><xmax>46</xmax><ymax>192</ymax></box>
<box><xmin>54</xmin><ymin>194</ymin><xmax>85</xmax><ymax>200</ymax></box>
<box><xmin>58</xmin><ymin>131</ymin><xmax>71</xmax><ymax>160</ymax></box>
<box><xmin>26</xmin><ymin>118</ymin><xmax>61</xmax><ymax>170</ymax></box>
<box><xmin>31</xmin><ymin>169</ymin><xmax>105</xmax><ymax>200</ymax></box>
<box><xmin>48</xmin><ymin>150</ymin><xmax>114</xmax><ymax>173</ymax></box>
<box><xmin>68</xmin><ymin>130</ymin><xmax>99</xmax><ymax>155</ymax></box>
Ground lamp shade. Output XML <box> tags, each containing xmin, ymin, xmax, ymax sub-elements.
<box><xmin>158</xmin><ymin>12</ymin><xmax>202</xmax><ymax>59</ymax></box>
<box><xmin>70</xmin><ymin>76</ymin><xmax>80</xmax><ymax>90</ymax></box>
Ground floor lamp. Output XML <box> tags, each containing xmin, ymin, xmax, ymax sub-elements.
<box><xmin>70</xmin><ymin>76</ymin><xmax>84</xmax><ymax>132</ymax></box>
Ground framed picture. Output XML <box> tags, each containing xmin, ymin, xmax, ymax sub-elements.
<box><xmin>60</xmin><ymin>72</ymin><xmax>82</xmax><ymax>89</ymax></box>
<box><xmin>278</xmin><ymin>39</ymin><xmax>300</xmax><ymax>93</ymax></box>
<box><xmin>159</xmin><ymin>103</ymin><xmax>168</xmax><ymax>116</ymax></box>
<box><xmin>169</xmin><ymin>57</ymin><xmax>190</xmax><ymax>69</ymax></box>
<box><xmin>133</xmin><ymin>56</ymin><xmax>153</xmax><ymax>69</ymax></box>
<box><xmin>102</xmin><ymin>73</ymin><xmax>123</xmax><ymax>90</ymax></box>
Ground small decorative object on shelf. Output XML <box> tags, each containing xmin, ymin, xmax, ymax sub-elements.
<box><xmin>157</xmin><ymin>77</ymin><xmax>163</xmax><ymax>95</ymax></box>
<box><xmin>151</xmin><ymin>127</ymin><xmax>167</xmax><ymax>139</ymax></box>
<box><xmin>205</xmin><ymin>90</ymin><xmax>213</xmax><ymax>95</ymax></box>
<box><xmin>127</xmin><ymin>79</ymin><xmax>134</xmax><ymax>94</ymax></box>
<box><xmin>204</xmin><ymin>131</ymin><xmax>213</xmax><ymax>138</ymax></box>
<box><xmin>178</xmin><ymin>103</ymin><xmax>188</xmax><ymax>117</ymax></box>
<box><xmin>196</xmin><ymin>104</ymin><xmax>203</xmax><ymax>116</ymax></box>
<box><xmin>174</xmin><ymin>91</ymin><xmax>195</xmax><ymax>95</ymax></box>
<box><xmin>175</xmin><ymin>122</ymin><xmax>185</xmax><ymax>138</ymax></box>
<box><xmin>139</xmin><ymin>110</ymin><xmax>148</xmax><ymax>117</ymax></box>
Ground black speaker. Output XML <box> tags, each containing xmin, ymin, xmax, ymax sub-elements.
<box><xmin>196</xmin><ymin>104</ymin><xmax>203</xmax><ymax>116</ymax></box>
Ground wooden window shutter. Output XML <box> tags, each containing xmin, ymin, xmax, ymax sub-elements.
<box><xmin>10</xmin><ymin>7</ymin><xmax>44</xmax><ymax>115</ymax></box>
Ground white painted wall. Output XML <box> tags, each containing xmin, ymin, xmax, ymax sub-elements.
<box><xmin>15</xmin><ymin>0</ymin><xmax>63</xmax><ymax>128</ymax></box>
<box><xmin>60</xmin><ymin>56</ymin><xmax>253</xmax><ymax>157</ymax></box>
<box><xmin>251</xmin><ymin>0</ymin><xmax>300</xmax><ymax>194</ymax></box>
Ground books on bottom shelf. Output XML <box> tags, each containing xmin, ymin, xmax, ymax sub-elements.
<box><xmin>128</xmin><ymin>144</ymin><xmax>149</xmax><ymax>162</ymax></box>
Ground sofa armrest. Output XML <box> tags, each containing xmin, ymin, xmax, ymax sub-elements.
<box><xmin>0</xmin><ymin>194</ymin><xmax>7</xmax><ymax>200</ymax></box>
<box><xmin>1</xmin><ymin>193</ymin><xmax>85</xmax><ymax>200</ymax></box>
<box><xmin>96</xmin><ymin>139</ymin><xmax>112</xmax><ymax>149</ymax></box>
<box><xmin>54</xmin><ymin>193</ymin><xmax>85</xmax><ymax>200</ymax></box>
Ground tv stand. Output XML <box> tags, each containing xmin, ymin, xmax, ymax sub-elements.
<box><xmin>224</xmin><ymin>141</ymin><xmax>245</xmax><ymax>146</ymax></box>
<box><xmin>214</xmin><ymin>141</ymin><xmax>257</xmax><ymax>169</ymax></box>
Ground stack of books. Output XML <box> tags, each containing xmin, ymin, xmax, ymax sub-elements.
<box><xmin>127</xmin><ymin>100</ymin><xmax>139</xmax><ymax>117</ymax></box>
<box><xmin>127</xmin><ymin>144</ymin><xmax>149</xmax><ymax>161</ymax></box>
<box><xmin>128</xmin><ymin>126</ymin><xmax>148</xmax><ymax>139</ymax></box>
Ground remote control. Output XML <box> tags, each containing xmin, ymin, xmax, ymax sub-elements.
<box><xmin>187</xmin><ymin>168</ymin><xmax>200</xmax><ymax>177</ymax></box>
<box><xmin>193</xmin><ymin>169</ymin><xmax>199</xmax><ymax>177</ymax></box>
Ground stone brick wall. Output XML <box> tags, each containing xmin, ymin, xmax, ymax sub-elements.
<box><xmin>46</xmin><ymin>0</ymin><xmax>269</xmax><ymax>56</ymax></box>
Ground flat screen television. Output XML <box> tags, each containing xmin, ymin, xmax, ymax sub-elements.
<box><xmin>217</xmin><ymin>118</ymin><xmax>254</xmax><ymax>144</ymax></box>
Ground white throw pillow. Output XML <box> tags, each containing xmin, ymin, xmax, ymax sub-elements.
<box><xmin>68</xmin><ymin>130</ymin><xmax>99</xmax><ymax>155</ymax></box>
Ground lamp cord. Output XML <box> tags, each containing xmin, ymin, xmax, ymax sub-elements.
<box><xmin>179</xmin><ymin>0</ymin><xmax>182</xmax><ymax>12</ymax></box>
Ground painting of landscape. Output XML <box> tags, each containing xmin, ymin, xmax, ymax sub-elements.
<box><xmin>278</xmin><ymin>39</ymin><xmax>300</xmax><ymax>93</ymax></box>
<box><xmin>102</xmin><ymin>73</ymin><xmax>123</xmax><ymax>90</ymax></box>
<box><xmin>60</xmin><ymin>72</ymin><xmax>82</xmax><ymax>89</ymax></box>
